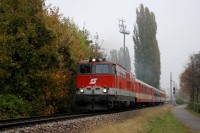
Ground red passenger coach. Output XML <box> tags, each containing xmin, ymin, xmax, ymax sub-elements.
<box><xmin>75</xmin><ymin>58</ymin><xmax>166</xmax><ymax>111</ymax></box>
<box><xmin>134</xmin><ymin>80</ymin><xmax>166</xmax><ymax>107</ymax></box>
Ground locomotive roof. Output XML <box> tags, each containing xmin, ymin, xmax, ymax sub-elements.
<box><xmin>79</xmin><ymin>59</ymin><xmax>125</xmax><ymax>69</ymax></box>
<box><xmin>79</xmin><ymin>60</ymin><xmax>113</xmax><ymax>64</ymax></box>
<box><xmin>79</xmin><ymin>60</ymin><xmax>131</xmax><ymax>72</ymax></box>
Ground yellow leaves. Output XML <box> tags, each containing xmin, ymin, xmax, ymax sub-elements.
<box><xmin>0</xmin><ymin>35</ymin><xmax>15</xmax><ymax>43</ymax></box>
<box><xmin>50</xmin><ymin>70</ymin><xmax>65</xmax><ymax>84</ymax></box>
<box><xmin>43</xmin><ymin>69</ymin><xmax>69</xmax><ymax>115</ymax></box>
<box><xmin>44</xmin><ymin>70</ymin><xmax>69</xmax><ymax>101</ymax></box>
<box><xmin>0</xmin><ymin>69</ymin><xmax>11</xmax><ymax>78</ymax></box>
<box><xmin>43</xmin><ymin>105</ymin><xmax>57</xmax><ymax>115</ymax></box>
<box><xmin>43</xmin><ymin>4</ymin><xmax>92</xmax><ymax>65</ymax></box>
<box><xmin>0</xmin><ymin>54</ymin><xmax>9</xmax><ymax>62</ymax></box>
<box><xmin>60</xmin><ymin>54</ymin><xmax>65</xmax><ymax>62</ymax></box>
<box><xmin>34</xmin><ymin>70</ymin><xmax>44</xmax><ymax>78</ymax></box>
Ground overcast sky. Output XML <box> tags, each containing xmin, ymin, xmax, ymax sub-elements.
<box><xmin>46</xmin><ymin>0</ymin><xmax>200</xmax><ymax>94</ymax></box>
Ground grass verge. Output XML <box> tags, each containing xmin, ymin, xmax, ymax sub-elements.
<box><xmin>186</xmin><ymin>106</ymin><xmax>200</xmax><ymax>118</ymax></box>
<box><xmin>86</xmin><ymin>105</ymin><xmax>195</xmax><ymax>133</ymax></box>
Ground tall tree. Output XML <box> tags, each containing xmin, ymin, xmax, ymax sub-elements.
<box><xmin>109</xmin><ymin>49</ymin><xmax>118</xmax><ymax>63</ymax></box>
<box><xmin>124</xmin><ymin>47</ymin><xmax>131</xmax><ymax>72</ymax></box>
<box><xmin>133</xmin><ymin>4</ymin><xmax>161</xmax><ymax>88</ymax></box>
<box><xmin>0</xmin><ymin>0</ymin><xmax>59</xmax><ymax>116</ymax></box>
<box><xmin>180</xmin><ymin>52</ymin><xmax>200</xmax><ymax>103</ymax></box>
<box><xmin>118</xmin><ymin>47</ymin><xmax>124</xmax><ymax>67</ymax></box>
<box><xmin>0</xmin><ymin>0</ymin><xmax>92</xmax><ymax>118</ymax></box>
<box><xmin>90</xmin><ymin>33</ymin><xmax>105</xmax><ymax>58</ymax></box>
<box><xmin>108</xmin><ymin>47</ymin><xmax>131</xmax><ymax>72</ymax></box>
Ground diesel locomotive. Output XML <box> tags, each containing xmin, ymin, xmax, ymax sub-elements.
<box><xmin>75</xmin><ymin>58</ymin><xmax>166</xmax><ymax>111</ymax></box>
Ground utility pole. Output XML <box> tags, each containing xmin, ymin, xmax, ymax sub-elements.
<box><xmin>170</xmin><ymin>72</ymin><xmax>172</xmax><ymax>103</ymax></box>
<box><xmin>170</xmin><ymin>72</ymin><xmax>177</xmax><ymax>104</ymax></box>
<box><xmin>118</xmin><ymin>18</ymin><xmax>130</xmax><ymax>68</ymax></box>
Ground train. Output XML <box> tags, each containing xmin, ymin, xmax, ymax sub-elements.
<box><xmin>75</xmin><ymin>58</ymin><xmax>166</xmax><ymax>111</ymax></box>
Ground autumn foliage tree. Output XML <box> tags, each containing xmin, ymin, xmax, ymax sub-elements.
<box><xmin>44</xmin><ymin>8</ymin><xmax>93</xmax><ymax>113</ymax></box>
<box><xmin>180</xmin><ymin>52</ymin><xmax>200</xmax><ymax>101</ymax></box>
<box><xmin>0</xmin><ymin>0</ymin><xmax>58</xmax><ymax>117</ymax></box>
<box><xmin>180</xmin><ymin>52</ymin><xmax>200</xmax><ymax>112</ymax></box>
<box><xmin>90</xmin><ymin>33</ymin><xmax>105</xmax><ymax>58</ymax></box>
<box><xmin>0</xmin><ymin>0</ymin><xmax>92</xmax><ymax>118</ymax></box>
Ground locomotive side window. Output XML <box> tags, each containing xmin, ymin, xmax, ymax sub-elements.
<box><xmin>79</xmin><ymin>64</ymin><xmax>92</xmax><ymax>74</ymax></box>
<box><xmin>95</xmin><ymin>64</ymin><xmax>109</xmax><ymax>74</ymax></box>
<box><xmin>112</xmin><ymin>64</ymin><xmax>117</xmax><ymax>74</ymax></box>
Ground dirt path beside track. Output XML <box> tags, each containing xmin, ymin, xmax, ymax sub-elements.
<box><xmin>172</xmin><ymin>104</ymin><xmax>200</xmax><ymax>132</ymax></box>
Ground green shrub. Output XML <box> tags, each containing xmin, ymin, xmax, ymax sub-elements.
<box><xmin>0</xmin><ymin>94</ymin><xmax>31</xmax><ymax>118</ymax></box>
<box><xmin>188</xmin><ymin>102</ymin><xmax>200</xmax><ymax>113</ymax></box>
<box><xmin>194</xmin><ymin>103</ymin><xmax>200</xmax><ymax>113</ymax></box>
<box><xmin>188</xmin><ymin>102</ymin><xmax>194</xmax><ymax>109</ymax></box>
<box><xmin>176</xmin><ymin>97</ymin><xmax>184</xmax><ymax>105</ymax></box>
<box><xmin>194</xmin><ymin>103</ymin><xmax>197</xmax><ymax>111</ymax></box>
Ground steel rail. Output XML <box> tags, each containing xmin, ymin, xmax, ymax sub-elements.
<box><xmin>0</xmin><ymin>104</ymin><xmax>166</xmax><ymax>131</ymax></box>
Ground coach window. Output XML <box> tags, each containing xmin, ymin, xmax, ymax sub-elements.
<box><xmin>139</xmin><ymin>83</ymin><xmax>141</xmax><ymax>92</ymax></box>
<box><xmin>95</xmin><ymin>64</ymin><xmax>109</xmax><ymax>74</ymax></box>
<box><xmin>79</xmin><ymin>64</ymin><xmax>92</xmax><ymax>74</ymax></box>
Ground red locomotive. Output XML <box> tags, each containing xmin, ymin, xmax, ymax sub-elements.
<box><xmin>76</xmin><ymin>58</ymin><xmax>166</xmax><ymax>111</ymax></box>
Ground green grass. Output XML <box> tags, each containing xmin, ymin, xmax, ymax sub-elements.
<box><xmin>186</xmin><ymin>107</ymin><xmax>200</xmax><ymax>118</ymax></box>
<box><xmin>145</xmin><ymin>112</ymin><xmax>192</xmax><ymax>133</ymax></box>
<box><xmin>86</xmin><ymin>105</ymin><xmax>196</xmax><ymax>133</ymax></box>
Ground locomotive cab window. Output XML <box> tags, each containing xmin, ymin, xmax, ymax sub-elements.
<box><xmin>79</xmin><ymin>64</ymin><xmax>92</xmax><ymax>74</ymax></box>
<box><xmin>112</xmin><ymin>64</ymin><xmax>117</xmax><ymax>74</ymax></box>
<box><xmin>95</xmin><ymin>64</ymin><xmax>109</xmax><ymax>74</ymax></box>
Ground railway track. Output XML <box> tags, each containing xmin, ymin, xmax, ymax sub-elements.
<box><xmin>0</xmin><ymin>109</ymin><xmax>129</xmax><ymax>131</ymax></box>
<box><xmin>0</xmin><ymin>104</ymin><xmax>166</xmax><ymax>132</ymax></box>
<box><xmin>0</xmin><ymin>113</ymin><xmax>96</xmax><ymax>131</ymax></box>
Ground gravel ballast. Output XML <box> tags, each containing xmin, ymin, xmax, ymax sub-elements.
<box><xmin>2</xmin><ymin>110</ymin><xmax>140</xmax><ymax>133</ymax></box>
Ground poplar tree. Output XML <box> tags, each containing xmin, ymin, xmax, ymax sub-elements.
<box><xmin>133</xmin><ymin>4</ymin><xmax>161</xmax><ymax>88</ymax></box>
<box><xmin>124</xmin><ymin>47</ymin><xmax>131</xmax><ymax>72</ymax></box>
<box><xmin>108</xmin><ymin>47</ymin><xmax>131</xmax><ymax>72</ymax></box>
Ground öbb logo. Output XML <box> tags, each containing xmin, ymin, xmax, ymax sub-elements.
<box><xmin>89</xmin><ymin>78</ymin><xmax>98</xmax><ymax>84</ymax></box>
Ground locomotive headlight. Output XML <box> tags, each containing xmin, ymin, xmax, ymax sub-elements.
<box><xmin>80</xmin><ymin>88</ymin><xmax>84</xmax><ymax>93</ymax></box>
<box><xmin>92</xmin><ymin>58</ymin><xmax>96</xmax><ymax>62</ymax></box>
<box><xmin>103</xmin><ymin>88</ymin><xmax>107</xmax><ymax>93</ymax></box>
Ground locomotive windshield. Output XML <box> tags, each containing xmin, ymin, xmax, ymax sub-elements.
<box><xmin>79</xmin><ymin>64</ymin><xmax>92</xmax><ymax>74</ymax></box>
<box><xmin>95</xmin><ymin>64</ymin><xmax>109</xmax><ymax>74</ymax></box>
<box><xmin>78</xmin><ymin>63</ymin><xmax>115</xmax><ymax>74</ymax></box>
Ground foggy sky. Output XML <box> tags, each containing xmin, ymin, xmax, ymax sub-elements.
<box><xmin>45</xmin><ymin>0</ymin><xmax>200</xmax><ymax>95</ymax></box>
